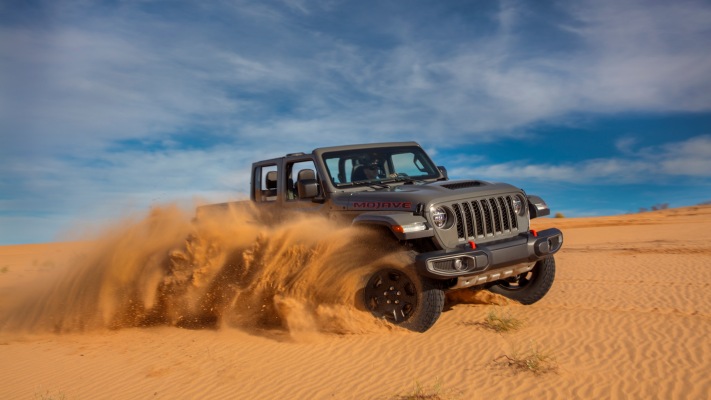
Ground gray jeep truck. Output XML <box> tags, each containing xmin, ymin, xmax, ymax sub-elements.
<box><xmin>213</xmin><ymin>141</ymin><xmax>562</xmax><ymax>332</ymax></box>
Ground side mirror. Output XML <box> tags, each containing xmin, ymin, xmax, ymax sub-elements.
<box><xmin>437</xmin><ymin>166</ymin><xmax>448</xmax><ymax>180</ymax></box>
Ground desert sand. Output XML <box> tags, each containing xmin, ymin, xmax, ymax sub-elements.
<box><xmin>1</xmin><ymin>205</ymin><xmax>710</xmax><ymax>399</ymax></box>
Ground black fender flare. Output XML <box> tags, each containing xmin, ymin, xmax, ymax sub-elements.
<box><xmin>527</xmin><ymin>195</ymin><xmax>550</xmax><ymax>219</ymax></box>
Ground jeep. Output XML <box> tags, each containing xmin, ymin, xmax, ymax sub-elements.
<box><xmin>204</xmin><ymin>141</ymin><xmax>563</xmax><ymax>332</ymax></box>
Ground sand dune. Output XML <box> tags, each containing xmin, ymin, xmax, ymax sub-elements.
<box><xmin>1</xmin><ymin>205</ymin><xmax>710</xmax><ymax>399</ymax></box>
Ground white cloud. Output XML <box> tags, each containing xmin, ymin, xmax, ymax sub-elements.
<box><xmin>451</xmin><ymin>135</ymin><xmax>711</xmax><ymax>184</ymax></box>
<box><xmin>564</xmin><ymin>0</ymin><xmax>711</xmax><ymax>112</ymax></box>
<box><xmin>452</xmin><ymin>158</ymin><xmax>654</xmax><ymax>184</ymax></box>
<box><xmin>4</xmin><ymin>0</ymin><xmax>711</xmax><ymax>155</ymax></box>
<box><xmin>659</xmin><ymin>135</ymin><xmax>711</xmax><ymax>176</ymax></box>
<box><xmin>615</xmin><ymin>137</ymin><xmax>639</xmax><ymax>155</ymax></box>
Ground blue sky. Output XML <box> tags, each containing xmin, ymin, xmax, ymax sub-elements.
<box><xmin>1</xmin><ymin>0</ymin><xmax>711</xmax><ymax>244</ymax></box>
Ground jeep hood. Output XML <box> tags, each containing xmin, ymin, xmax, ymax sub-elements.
<box><xmin>331</xmin><ymin>180</ymin><xmax>522</xmax><ymax>212</ymax></box>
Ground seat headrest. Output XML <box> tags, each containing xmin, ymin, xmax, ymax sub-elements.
<box><xmin>266</xmin><ymin>171</ymin><xmax>277</xmax><ymax>189</ymax></box>
<box><xmin>297</xmin><ymin>169</ymin><xmax>315</xmax><ymax>181</ymax></box>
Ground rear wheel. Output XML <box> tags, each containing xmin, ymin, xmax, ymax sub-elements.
<box><xmin>488</xmin><ymin>256</ymin><xmax>556</xmax><ymax>304</ymax></box>
<box><xmin>364</xmin><ymin>266</ymin><xmax>444</xmax><ymax>332</ymax></box>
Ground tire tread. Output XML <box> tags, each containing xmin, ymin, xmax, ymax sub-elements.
<box><xmin>489</xmin><ymin>256</ymin><xmax>556</xmax><ymax>305</ymax></box>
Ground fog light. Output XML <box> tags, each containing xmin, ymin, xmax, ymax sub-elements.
<box><xmin>454</xmin><ymin>258</ymin><xmax>469</xmax><ymax>272</ymax></box>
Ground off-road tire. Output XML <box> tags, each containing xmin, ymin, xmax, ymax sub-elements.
<box><xmin>488</xmin><ymin>256</ymin><xmax>556</xmax><ymax>305</ymax></box>
<box><xmin>364</xmin><ymin>263</ymin><xmax>445</xmax><ymax>333</ymax></box>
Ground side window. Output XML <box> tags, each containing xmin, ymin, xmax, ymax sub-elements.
<box><xmin>287</xmin><ymin>160</ymin><xmax>318</xmax><ymax>200</ymax></box>
<box><xmin>254</xmin><ymin>164</ymin><xmax>278</xmax><ymax>202</ymax></box>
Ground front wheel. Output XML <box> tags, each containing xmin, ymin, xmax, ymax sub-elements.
<box><xmin>364</xmin><ymin>267</ymin><xmax>444</xmax><ymax>332</ymax></box>
<box><xmin>487</xmin><ymin>256</ymin><xmax>556</xmax><ymax>305</ymax></box>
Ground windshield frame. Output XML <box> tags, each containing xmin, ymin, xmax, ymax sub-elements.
<box><xmin>320</xmin><ymin>145</ymin><xmax>441</xmax><ymax>188</ymax></box>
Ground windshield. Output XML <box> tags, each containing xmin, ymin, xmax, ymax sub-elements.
<box><xmin>322</xmin><ymin>146</ymin><xmax>440</xmax><ymax>187</ymax></box>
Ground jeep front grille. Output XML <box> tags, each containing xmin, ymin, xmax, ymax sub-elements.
<box><xmin>450</xmin><ymin>196</ymin><xmax>519</xmax><ymax>240</ymax></box>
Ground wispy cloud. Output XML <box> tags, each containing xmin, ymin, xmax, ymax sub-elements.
<box><xmin>451</xmin><ymin>135</ymin><xmax>711</xmax><ymax>184</ymax></box>
<box><xmin>563</xmin><ymin>0</ymin><xmax>711</xmax><ymax>112</ymax></box>
<box><xmin>3</xmin><ymin>0</ymin><xmax>710</xmax><ymax>154</ymax></box>
<box><xmin>659</xmin><ymin>135</ymin><xmax>711</xmax><ymax>176</ymax></box>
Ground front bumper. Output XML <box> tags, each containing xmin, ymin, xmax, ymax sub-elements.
<box><xmin>414</xmin><ymin>228</ymin><xmax>563</xmax><ymax>286</ymax></box>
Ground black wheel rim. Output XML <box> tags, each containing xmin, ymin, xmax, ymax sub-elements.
<box><xmin>364</xmin><ymin>269</ymin><xmax>418</xmax><ymax>323</ymax></box>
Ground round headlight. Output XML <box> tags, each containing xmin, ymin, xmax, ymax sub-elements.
<box><xmin>511</xmin><ymin>196</ymin><xmax>523</xmax><ymax>214</ymax></box>
<box><xmin>512</xmin><ymin>196</ymin><xmax>524</xmax><ymax>215</ymax></box>
<box><xmin>431</xmin><ymin>206</ymin><xmax>448</xmax><ymax>228</ymax></box>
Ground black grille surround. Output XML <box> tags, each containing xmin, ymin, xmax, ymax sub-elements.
<box><xmin>448</xmin><ymin>195</ymin><xmax>520</xmax><ymax>241</ymax></box>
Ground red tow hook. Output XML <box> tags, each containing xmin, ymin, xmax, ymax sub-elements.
<box><xmin>468</xmin><ymin>241</ymin><xmax>476</xmax><ymax>249</ymax></box>
<box><xmin>531</xmin><ymin>229</ymin><xmax>538</xmax><ymax>237</ymax></box>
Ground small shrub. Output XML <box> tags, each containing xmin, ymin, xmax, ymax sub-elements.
<box><xmin>391</xmin><ymin>378</ymin><xmax>460</xmax><ymax>400</ymax></box>
<box><xmin>493</xmin><ymin>341</ymin><xmax>558</xmax><ymax>375</ymax></box>
<box><xmin>34</xmin><ymin>389</ymin><xmax>68</xmax><ymax>400</ymax></box>
<box><xmin>554</xmin><ymin>212</ymin><xmax>565</xmax><ymax>218</ymax></box>
<box><xmin>640</xmin><ymin>203</ymin><xmax>670</xmax><ymax>213</ymax></box>
<box><xmin>483</xmin><ymin>308</ymin><xmax>523</xmax><ymax>333</ymax></box>
<box><xmin>0</xmin><ymin>266</ymin><xmax>8</xmax><ymax>273</ymax></box>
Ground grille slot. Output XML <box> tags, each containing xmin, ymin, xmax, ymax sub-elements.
<box><xmin>451</xmin><ymin>204</ymin><xmax>465</xmax><ymax>239</ymax></box>
<box><xmin>449</xmin><ymin>196</ymin><xmax>519</xmax><ymax>240</ymax></box>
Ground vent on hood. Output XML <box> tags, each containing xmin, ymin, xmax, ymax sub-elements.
<box><xmin>442</xmin><ymin>181</ymin><xmax>485</xmax><ymax>190</ymax></box>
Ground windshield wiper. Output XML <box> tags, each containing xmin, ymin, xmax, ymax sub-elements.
<box><xmin>379</xmin><ymin>175</ymin><xmax>421</xmax><ymax>185</ymax></box>
<box><xmin>337</xmin><ymin>175</ymin><xmax>420</xmax><ymax>189</ymax></box>
<box><xmin>336</xmin><ymin>180</ymin><xmax>388</xmax><ymax>189</ymax></box>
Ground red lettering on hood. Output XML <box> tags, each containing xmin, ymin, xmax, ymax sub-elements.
<box><xmin>353</xmin><ymin>201</ymin><xmax>412</xmax><ymax>209</ymax></box>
